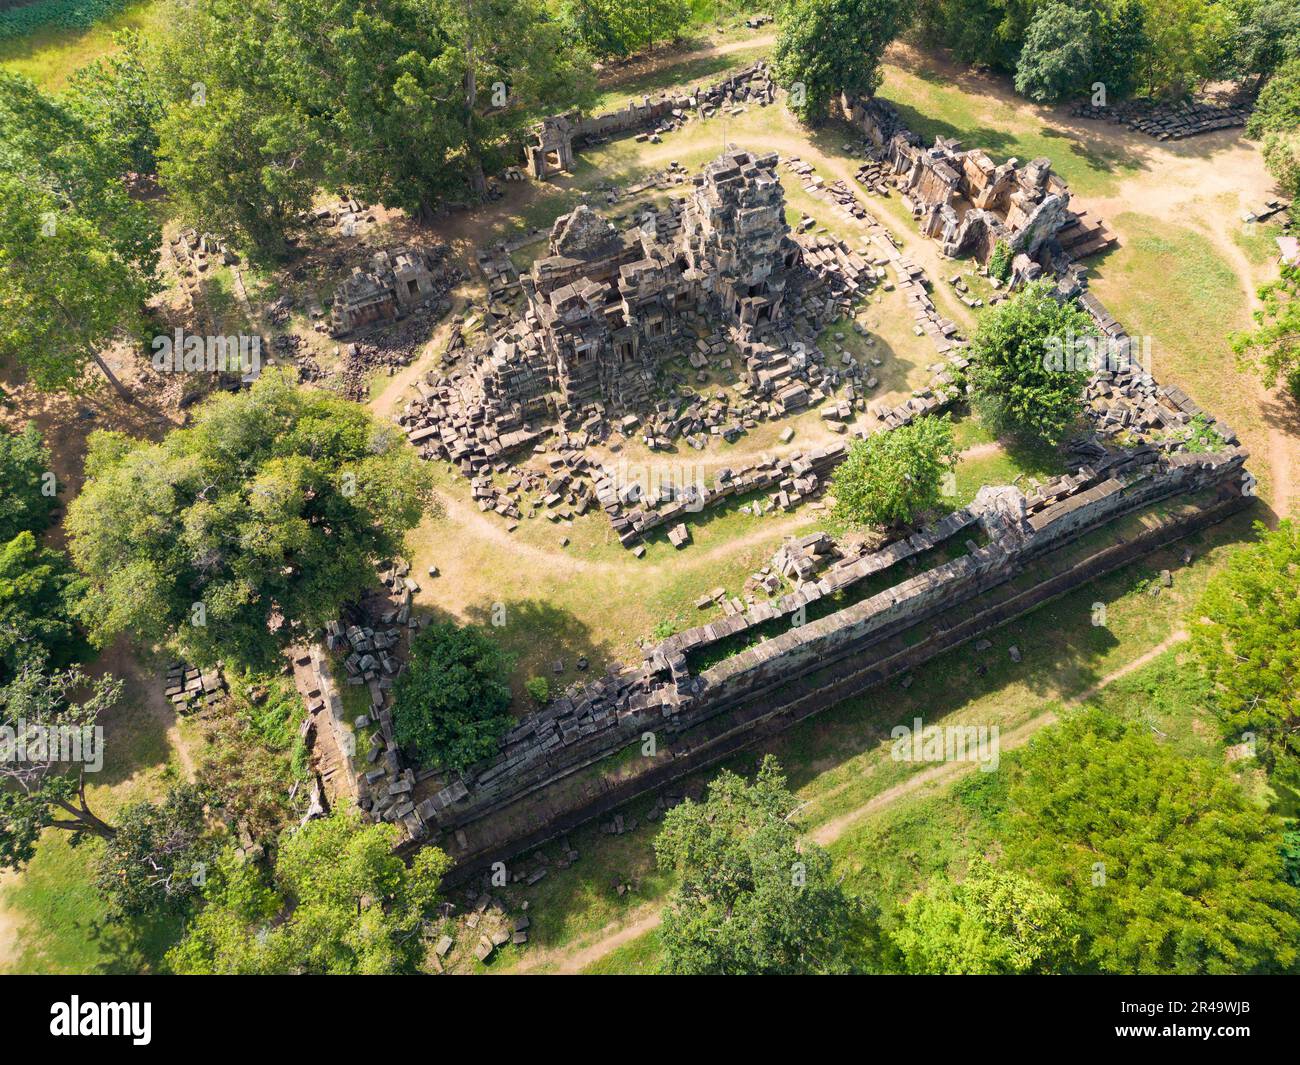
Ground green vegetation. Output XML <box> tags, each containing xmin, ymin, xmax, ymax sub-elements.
<box><xmin>969</xmin><ymin>280</ymin><xmax>1096</xmax><ymax>446</ymax></box>
<box><xmin>94</xmin><ymin>782</ymin><xmax>213</xmax><ymax>919</ymax></box>
<box><xmin>829</xmin><ymin>414</ymin><xmax>959</xmax><ymax>529</ymax></box>
<box><xmin>0</xmin><ymin>423</ymin><xmax>57</xmax><ymax>541</ymax></box>
<box><xmin>1235</xmin><ymin>265</ymin><xmax>1300</xmax><ymax>401</ymax></box>
<box><xmin>391</xmin><ymin>621</ymin><xmax>514</xmax><ymax>771</ymax></box>
<box><xmin>655</xmin><ymin>757</ymin><xmax>863</xmax><ymax>974</ymax></box>
<box><xmin>525</xmin><ymin>675</ymin><xmax>551</xmax><ymax>705</ymax></box>
<box><xmin>0</xmin><ymin>0</ymin><xmax>126</xmax><ymax>43</ymax></box>
<box><xmin>0</xmin><ymin>531</ymin><xmax>89</xmax><ymax>682</ymax></box>
<box><xmin>1192</xmin><ymin>520</ymin><xmax>1300</xmax><ymax>797</ymax></box>
<box><xmin>773</xmin><ymin>0</ymin><xmax>908</xmax><ymax>124</ymax></box>
<box><xmin>155</xmin><ymin>0</ymin><xmax>594</xmax><ymax>256</ymax></box>
<box><xmin>1002</xmin><ymin>709</ymin><xmax>1299</xmax><ymax>974</ymax></box>
<box><xmin>167</xmin><ymin>813</ymin><xmax>452</xmax><ymax>974</ymax></box>
<box><xmin>912</xmin><ymin>0</ymin><xmax>1287</xmax><ymax>100</ymax></box>
<box><xmin>0</xmin><ymin>661</ymin><xmax>122</xmax><ymax>869</ymax></box>
<box><xmin>560</xmin><ymin>0</ymin><xmax>691</xmax><ymax>59</ymax></box>
<box><xmin>0</xmin><ymin>69</ymin><xmax>159</xmax><ymax>394</ymax></box>
<box><xmin>66</xmin><ymin>370</ymin><xmax>434</xmax><ymax>671</ymax></box>
<box><xmin>893</xmin><ymin>859</ymin><xmax>1078</xmax><ymax>973</ymax></box>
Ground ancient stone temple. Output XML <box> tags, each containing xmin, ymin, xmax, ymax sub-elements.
<box><xmin>485</xmin><ymin>148</ymin><xmax>801</xmax><ymax>411</ymax></box>
<box><xmin>330</xmin><ymin>245</ymin><xmax>451</xmax><ymax>336</ymax></box>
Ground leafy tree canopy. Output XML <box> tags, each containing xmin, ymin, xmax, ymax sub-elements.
<box><xmin>893</xmin><ymin>860</ymin><xmax>1079</xmax><ymax>973</ymax></box>
<box><xmin>773</xmin><ymin>0</ymin><xmax>909</xmax><ymax>124</ymax></box>
<box><xmin>0</xmin><ymin>530</ymin><xmax>89</xmax><ymax>684</ymax></box>
<box><xmin>830</xmin><ymin>413</ymin><xmax>959</xmax><ymax>529</ymax></box>
<box><xmin>1234</xmin><ymin>264</ymin><xmax>1300</xmax><ymax>399</ymax></box>
<box><xmin>969</xmin><ymin>279</ymin><xmax>1094</xmax><ymax>446</ymax></box>
<box><xmin>561</xmin><ymin>0</ymin><xmax>690</xmax><ymax>59</ymax></box>
<box><xmin>391</xmin><ymin>620</ymin><xmax>514</xmax><ymax>771</ymax></box>
<box><xmin>0</xmin><ymin>660</ymin><xmax>121</xmax><ymax>871</ymax></box>
<box><xmin>1003</xmin><ymin>709</ymin><xmax>1300</xmax><ymax>974</ymax></box>
<box><xmin>1191</xmin><ymin>520</ymin><xmax>1300</xmax><ymax>772</ymax></box>
<box><xmin>0</xmin><ymin>74</ymin><xmax>159</xmax><ymax>393</ymax></box>
<box><xmin>655</xmin><ymin>756</ymin><xmax>863</xmax><ymax>974</ymax></box>
<box><xmin>167</xmin><ymin>812</ymin><xmax>452</xmax><ymax>974</ymax></box>
<box><xmin>1014</xmin><ymin>3</ymin><xmax>1096</xmax><ymax>103</ymax></box>
<box><xmin>96</xmin><ymin>782</ymin><xmax>216</xmax><ymax>920</ymax></box>
<box><xmin>65</xmin><ymin>370</ymin><xmax>435</xmax><ymax>671</ymax></box>
<box><xmin>0</xmin><ymin>422</ymin><xmax>57</xmax><ymax>541</ymax></box>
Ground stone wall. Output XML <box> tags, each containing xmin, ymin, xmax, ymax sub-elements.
<box><xmin>414</xmin><ymin>441</ymin><xmax>1248</xmax><ymax>877</ymax></box>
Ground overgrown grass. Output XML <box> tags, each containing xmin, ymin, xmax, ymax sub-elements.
<box><xmin>0</xmin><ymin>0</ymin><xmax>161</xmax><ymax>90</ymax></box>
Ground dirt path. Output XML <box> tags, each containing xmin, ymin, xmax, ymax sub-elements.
<box><xmin>511</xmin><ymin>629</ymin><xmax>1189</xmax><ymax>974</ymax></box>
<box><xmin>809</xmin><ymin>630</ymin><xmax>1190</xmax><ymax>845</ymax></box>
<box><xmin>0</xmin><ymin>870</ymin><xmax>22</xmax><ymax>974</ymax></box>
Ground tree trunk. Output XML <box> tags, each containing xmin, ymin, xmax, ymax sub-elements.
<box><xmin>91</xmin><ymin>350</ymin><xmax>137</xmax><ymax>405</ymax></box>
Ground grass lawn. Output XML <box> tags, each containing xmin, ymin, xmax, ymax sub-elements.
<box><xmin>0</xmin><ymin>658</ymin><xmax>188</xmax><ymax>973</ymax></box>
<box><xmin>0</xmin><ymin>0</ymin><xmax>164</xmax><ymax>91</ymax></box>
<box><xmin>875</xmin><ymin>53</ymin><xmax>1143</xmax><ymax>199</ymax></box>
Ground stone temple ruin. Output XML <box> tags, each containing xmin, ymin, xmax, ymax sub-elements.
<box><xmin>330</xmin><ymin>244</ymin><xmax>455</xmax><ymax>336</ymax></box>
<box><xmin>843</xmin><ymin>95</ymin><xmax>1116</xmax><ymax>286</ymax></box>
<box><xmin>494</xmin><ymin>149</ymin><xmax>800</xmax><ymax>413</ymax></box>
<box><xmin>293</xmin><ymin>75</ymin><xmax>1255</xmax><ymax>886</ymax></box>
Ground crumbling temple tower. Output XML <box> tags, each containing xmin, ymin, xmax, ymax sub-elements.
<box><xmin>680</xmin><ymin>149</ymin><xmax>797</xmax><ymax>336</ymax></box>
<box><xmin>491</xmin><ymin>147</ymin><xmax>801</xmax><ymax>414</ymax></box>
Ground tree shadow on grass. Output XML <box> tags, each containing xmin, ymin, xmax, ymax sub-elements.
<box><xmin>461</xmin><ymin>597</ymin><xmax>620</xmax><ymax>708</ymax></box>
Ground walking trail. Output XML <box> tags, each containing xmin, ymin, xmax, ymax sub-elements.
<box><xmin>516</xmin><ymin>629</ymin><xmax>1190</xmax><ymax>974</ymax></box>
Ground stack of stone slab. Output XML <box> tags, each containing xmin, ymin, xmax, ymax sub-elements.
<box><xmin>1069</xmin><ymin>98</ymin><xmax>1250</xmax><ymax>140</ymax></box>
<box><xmin>164</xmin><ymin>662</ymin><xmax>226</xmax><ymax>713</ymax></box>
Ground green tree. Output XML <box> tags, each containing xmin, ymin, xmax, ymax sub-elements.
<box><xmin>1234</xmin><ymin>264</ymin><xmax>1300</xmax><ymax>399</ymax></box>
<box><xmin>1092</xmin><ymin>0</ymin><xmax>1151</xmax><ymax>100</ymax></box>
<box><xmin>391</xmin><ymin>621</ymin><xmax>513</xmax><ymax>770</ymax></box>
<box><xmin>773</xmin><ymin>0</ymin><xmax>910</xmax><ymax>124</ymax></box>
<box><xmin>1224</xmin><ymin>0</ymin><xmax>1300</xmax><ymax>89</ymax></box>
<box><xmin>66</xmin><ymin>29</ymin><xmax>166</xmax><ymax>176</ymax></box>
<box><xmin>969</xmin><ymin>279</ymin><xmax>1095</xmax><ymax>445</ymax></box>
<box><xmin>0</xmin><ymin>423</ymin><xmax>57</xmax><ymax>541</ymax></box>
<box><xmin>1004</xmin><ymin>709</ymin><xmax>1300</xmax><ymax>974</ymax></box>
<box><xmin>0</xmin><ymin>660</ymin><xmax>121</xmax><ymax>871</ymax></box>
<box><xmin>893</xmin><ymin>860</ymin><xmax>1079</xmax><ymax>973</ymax></box>
<box><xmin>1248</xmin><ymin>55</ymin><xmax>1300</xmax><ymax>138</ymax></box>
<box><xmin>655</xmin><ymin>756</ymin><xmax>861</xmax><ymax>974</ymax></box>
<box><xmin>167</xmin><ymin>812</ymin><xmax>452</xmax><ymax>974</ymax></box>
<box><xmin>1015</xmin><ymin>3</ymin><xmax>1096</xmax><ymax>103</ymax></box>
<box><xmin>65</xmin><ymin>370</ymin><xmax>435</xmax><ymax>671</ymax></box>
<box><xmin>96</xmin><ymin>783</ymin><xmax>215</xmax><ymax>919</ymax></box>
<box><xmin>0</xmin><ymin>74</ymin><xmax>160</xmax><ymax>396</ymax></box>
<box><xmin>0</xmin><ymin>531</ymin><xmax>89</xmax><ymax>684</ymax></box>
<box><xmin>830</xmin><ymin>414</ymin><xmax>959</xmax><ymax>529</ymax></box>
<box><xmin>1191</xmin><ymin>520</ymin><xmax>1300</xmax><ymax>775</ymax></box>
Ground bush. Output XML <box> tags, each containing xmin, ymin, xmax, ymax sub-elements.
<box><xmin>830</xmin><ymin>414</ymin><xmax>959</xmax><ymax>529</ymax></box>
<box><xmin>969</xmin><ymin>280</ymin><xmax>1095</xmax><ymax>446</ymax></box>
<box><xmin>525</xmin><ymin>675</ymin><xmax>550</xmax><ymax>705</ymax></box>
<box><xmin>391</xmin><ymin>622</ymin><xmax>514</xmax><ymax>771</ymax></box>
<box><xmin>987</xmin><ymin>240</ymin><xmax>1013</xmax><ymax>283</ymax></box>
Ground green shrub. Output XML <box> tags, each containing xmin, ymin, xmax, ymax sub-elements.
<box><xmin>525</xmin><ymin>675</ymin><xmax>550</xmax><ymax>705</ymax></box>
<box><xmin>987</xmin><ymin>240</ymin><xmax>1013</xmax><ymax>283</ymax></box>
